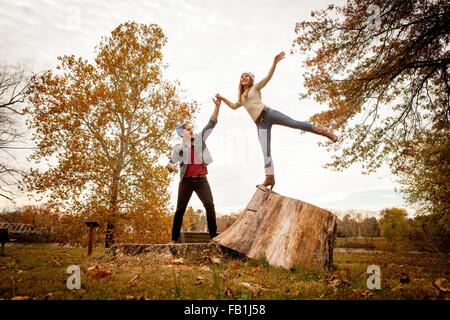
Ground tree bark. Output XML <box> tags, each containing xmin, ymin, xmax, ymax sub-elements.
<box><xmin>104</xmin><ymin>221</ymin><xmax>115</xmax><ymax>248</ymax></box>
<box><xmin>105</xmin><ymin>170</ymin><xmax>121</xmax><ymax>248</ymax></box>
<box><xmin>214</xmin><ymin>186</ymin><xmax>337</xmax><ymax>272</ymax></box>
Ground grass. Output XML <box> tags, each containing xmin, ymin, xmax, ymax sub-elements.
<box><xmin>0</xmin><ymin>244</ymin><xmax>448</xmax><ymax>300</ymax></box>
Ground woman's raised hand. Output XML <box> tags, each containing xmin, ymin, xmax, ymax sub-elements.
<box><xmin>274</xmin><ymin>51</ymin><xmax>285</xmax><ymax>64</ymax></box>
<box><xmin>212</xmin><ymin>97</ymin><xmax>221</xmax><ymax>107</ymax></box>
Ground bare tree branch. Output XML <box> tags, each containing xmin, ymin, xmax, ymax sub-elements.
<box><xmin>0</xmin><ymin>63</ymin><xmax>30</xmax><ymax>202</ymax></box>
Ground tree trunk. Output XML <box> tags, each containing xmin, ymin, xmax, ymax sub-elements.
<box><xmin>214</xmin><ymin>186</ymin><xmax>337</xmax><ymax>272</ymax></box>
<box><xmin>105</xmin><ymin>172</ymin><xmax>120</xmax><ymax>248</ymax></box>
<box><xmin>104</xmin><ymin>221</ymin><xmax>115</xmax><ymax>248</ymax></box>
<box><xmin>105</xmin><ymin>141</ymin><xmax>126</xmax><ymax>248</ymax></box>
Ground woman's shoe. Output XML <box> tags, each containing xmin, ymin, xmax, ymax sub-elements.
<box><xmin>262</xmin><ymin>175</ymin><xmax>275</xmax><ymax>190</ymax></box>
<box><xmin>326</xmin><ymin>132</ymin><xmax>338</xmax><ymax>143</ymax></box>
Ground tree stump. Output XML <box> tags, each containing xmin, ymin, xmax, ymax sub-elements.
<box><xmin>214</xmin><ymin>186</ymin><xmax>337</xmax><ymax>271</ymax></box>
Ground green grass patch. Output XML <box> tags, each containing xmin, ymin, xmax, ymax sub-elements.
<box><xmin>0</xmin><ymin>244</ymin><xmax>448</xmax><ymax>300</ymax></box>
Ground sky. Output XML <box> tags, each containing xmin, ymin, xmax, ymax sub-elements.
<box><xmin>0</xmin><ymin>0</ymin><xmax>412</xmax><ymax>216</ymax></box>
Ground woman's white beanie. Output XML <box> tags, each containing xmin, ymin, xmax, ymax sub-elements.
<box><xmin>242</xmin><ymin>71</ymin><xmax>255</xmax><ymax>81</ymax></box>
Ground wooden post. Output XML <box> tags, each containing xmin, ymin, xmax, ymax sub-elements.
<box><xmin>214</xmin><ymin>186</ymin><xmax>337</xmax><ymax>272</ymax></box>
<box><xmin>84</xmin><ymin>221</ymin><xmax>99</xmax><ymax>256</ymax></box>
<box><xmin>88</xmin><ymin>227</ymin><xmax>94</xmax><ymax>256</ymax></box>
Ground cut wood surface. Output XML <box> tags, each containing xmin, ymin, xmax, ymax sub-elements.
<box><xmin>214</xmin><ymin>186</ymin><xmax>337</xmax><ymax>271</ymax></box>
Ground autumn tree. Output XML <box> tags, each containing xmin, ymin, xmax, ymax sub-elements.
<box><xmin>396</xmin><ymin>129</ymin><xmax>449</xmax><ymax>251</ymax></box>
<box><xmin>339</xmin><ymin>213</ymin><xmax>359</xmax><ymax>237</ymax></box>
<box><xmin>181</xmin><ymin>206</ymin><xmax>202</xmax><ymax>232</ymax></box>
<box><xmin>26</xmin><ymin>22</ymin><xmax>197</xmax><ymax>247</ymax></box>
<box><xmin>216</xmin><ymin>212</ymin><xmax>241</xmax><ymax>232</ymax></box>
<box><xmin>0</xmin><ymin>63</ymin><xmax>30</xmax><ymax>201</ymax></box>
<box><xmin>293</xmin><ymin>0</ymin><xmax>449</xmax><ymax>248</ymax></box>
<box><xmin>20</xmin><ymin>205</ymin><xmax>57</xmax><ymax>236</ymax></box>
<box><xmin>0</xmin><ymin>205</ymin><xmax>58</xmax><ymax>241</ymax></box>
<box><xmin>379</xmin><ymin>207</ymin><xmax>409</xmax><ymax>243</ymax></box>
<box><xmin>360</xmin><ymin>216</ymin><xmax>380</xmax><ymax>238</ymax></box>
<box><xmin>293</xmin><ymin>0</ymin><xmax>449</xmax><ymax>171</ymax></box>
<box><xmin>407</xmin><ymin>212</ymin><xmax>450</xmax><ymax>252</ymax></box>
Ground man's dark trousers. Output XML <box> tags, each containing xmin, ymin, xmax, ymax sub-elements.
<box><xmin>171</xmin><ymin>176</ymin><xmax>217</xmax><ymax>242</ymax></box>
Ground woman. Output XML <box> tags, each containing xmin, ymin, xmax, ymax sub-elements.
<box><xmin>216</xmin><ymin>51</ymin><xmax>338</xmax><ymax>190</ymax></box>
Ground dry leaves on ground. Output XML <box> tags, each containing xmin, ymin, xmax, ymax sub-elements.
<box><xmin>434</xmin><ymin>278</ymin><xmax>449</xmax><ymax>293</ymax></box>
<box><xmin>87</xmin><ymin>265</ymin><xmax>112</xmax><ymax>279</ymax></box>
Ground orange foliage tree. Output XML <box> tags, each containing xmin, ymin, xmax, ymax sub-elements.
<box><xmin>25</xmin><ymin>22</ymin><xmax>197</xmax><ymax>247</ymax></box>
<box><xmin>181</xmin><ymin>206</ymin><xmax>205</xmax><ymax>232</ymax></box>
<box><xmin>292</xmin><ymin>0</ymin><xmax>449</xmax><ymax>173</ymax></box>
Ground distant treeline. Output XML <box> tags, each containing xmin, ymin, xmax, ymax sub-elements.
<box><xmin>1</xmin><ymin>205</ymin><xmax>448</xmax><ymax>253</ymax></box>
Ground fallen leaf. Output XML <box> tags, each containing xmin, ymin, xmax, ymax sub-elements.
<box><xmin>163</xmin><ymin>254</ymin><xmax>174</xmax><ymax>264</ymax></box>
<box><xmin>329</xmin><ymin>279</ymin><xmax>342</xmax><ymax>288</ymax></box>
<box><xmin>212</xmin><ymin>257</ymin><xmax>221</xmax><ymax>264</ymax></box>
<box><xmin>251</xmin><ymin>267</ymin><xmax>262</xmax><ymax>274</ymax></box>
<box><xmin>337</xmin><ymin>267</ymin><xmax>351</xmax><ymax>278</ymax></box>
<box><xmin>199</xmin><ymin>266</ymin><xmax>211</xmax><ymax>272</ymax></box>
<box><xmin>11</xmin><ymin>296</ymin><xmax>33</xmax><ymax>300</ymax></box>
<box><xmin>87</xmin><ymin>265</ymin><xmax>98</xmax><ymax>272</ymax></box>
<box><xmin>292</xmin><ymin>289</ymin><xmax>301</xmax><ymax>296</ymax></box>
<box><xmin>130</xmin><ymin>274</ymin><xmax>140</xmax><ymax>283</ymax></box>
<box><xmin>173</xmin><ymin>258</ymin><xmax>184</xmax><ymax>265</ymax></box>
<box><xmin>361</xmin><ymin>290</ymin><xmax>374</xmax><ymax>298</ymax></box>
<box><xmin>392</xmin><ymin>284</ymin><xmax>404</xmax><ymax>291</ymax></box>
<box><xmin>195</xmin><ymin>276</ymin><xmax>204</xmax><ymax>285</ymax></box>
<box><xmin>43</xmin><ymin>293</ymin><xmax>54</xmax><ymax>300</ymax></box>
<box><xmin>239</xmin><ymin>282</ymin><xmax>269</xmax><ymax>293</ymax></box>
<box><xmin>434</xmin><ymin>278</ymin><xmax>450</xmax><ymax>293</ymax></box>
<box><xmin>88</xmin><ymin>266</ymin><xmax>112</xmax><ymax>279</ymax></box>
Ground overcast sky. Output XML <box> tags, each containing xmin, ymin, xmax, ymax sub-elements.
<box><xmin>0</xmin><ymin>0</ymin><xmax>411</xmax><ymax>216</ymax></box>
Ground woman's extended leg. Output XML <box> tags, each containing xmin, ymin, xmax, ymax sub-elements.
<box><xmin>268</xmin><ymin>108</ymin><xmax>338</xmax><ymax>142</ymax></box>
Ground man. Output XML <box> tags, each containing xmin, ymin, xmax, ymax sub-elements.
<box><xmin>167</xmin><ymin>97</ymin><xmax>221</xmax><ymax>243</ymax></box>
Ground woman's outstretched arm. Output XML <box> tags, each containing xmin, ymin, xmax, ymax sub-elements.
<box><xmin>215</xmin><ymin>94</ymin><xmax>241</xmax><ymax>110</ymax></box>
<box><xmin>255</xmin><ymin>51</ymin><xmax>285</xmax><ymax>90</ymax></box>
